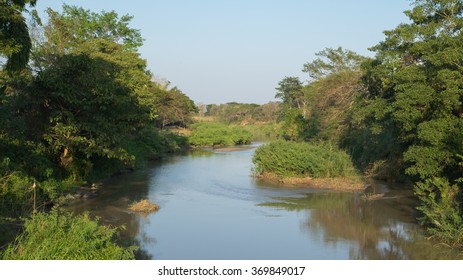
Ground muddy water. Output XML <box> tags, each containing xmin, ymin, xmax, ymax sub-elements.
<box><xmin>67</xmin><ymin>146</ymin><xmax>463</xmax><ymax>259</ymax></box>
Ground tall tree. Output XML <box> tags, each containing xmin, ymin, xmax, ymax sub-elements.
<box><xmin>153</xmin><ymin>85</ymin><xmax>197</xmax><ymax>128</ymax></box>
<box><xmin>32</xmin><ymin>4</ymin><xmax>143</xmax><ymax>71</ymax></box>
<box><xmin>347</xmin><ymin>0</ymin><xmax>463</xmax><ymax>243</ymax></box>
<box><xmin>275</xmin><ymin>48</ymin><xmax>365</xmax><ymax>142</ymax></box>
<box><xmin>302</xmin><ymin>47</ymin><xmax>365</xmax><ymax>80</ymax></box>
<box><xmin>0</xmin><ymin>0</ymin><xmax>36</xmax><ymax>73</ymax></box>
<box><xmin>23</xmin><ymin>6</ymin><xmax>155</xmax><ymax>179</ymax></box>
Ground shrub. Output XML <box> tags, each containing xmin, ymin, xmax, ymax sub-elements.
<box><xmin>2</xmin><ymin>208</ymin><xmax>136</xmax><ymax>260</ymax></box>
<box><xmin>414</xmin><ymin>177</ymin><xmax>463</xmax><ymax>247</ymax></box>
<box><xmin>242</xmin><ymin>122</ymin><xmax>281</xmax><ymax>141</ymax></box>
<box><xmin>188</xmin><ymin>122</ymin><xmax>252</xmax><ymax>147</ymax></box>
<box><xmin>252</xmin><ymin>140</ymin><xmax>359</xmax><ymax>179</ymax></box>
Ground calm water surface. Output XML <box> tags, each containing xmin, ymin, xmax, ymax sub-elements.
<box><xmin>68</xmin><ymin>145</ymin><xmax>463</xmax><ymax>259</ymax></box>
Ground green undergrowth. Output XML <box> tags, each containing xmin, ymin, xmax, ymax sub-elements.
<box><xmin>242</xmin><ymin>122</ymin><xmax>281</xmax><ymax>141</ymax></box>
<box><xmin>2</xmin><ymin>208</ymin><xmax>136</xmax><ymax>260</ymax></box>
<box><xmin>188</xmin><ymin>122</ymin><xmax>252</xmax><ymax>147</ymax></box>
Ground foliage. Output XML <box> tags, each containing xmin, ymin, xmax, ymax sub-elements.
<box><xmin>2</xmin><ymin>208</ymin><xmax>136</xmax><ymax>259</ymax></box>
<box><xmin>26</xmin><ymin>52</ymin><xmax>151</xmax><ymax>180</ymax></box>
<box><xmin>188</xmin><ymin>122</ymin><xmax>252</xmax><ymax>147</ymax></box>
<box><xmin>252</xmin><ymin>140</ymin><xmax>359</xmax><ymax>179</ymax></box>
<box><xmin>0</xmin><ymin>0</ymin><xmax>37</xmax><ymax>73</ymax></box>
<box><xmin>302</xmin><ymin>47</ymin><xmax>365</xmax><ymax>80</ymax></box>
<box><xmin>0</xmin><ymin>156</ymin><xmax>76</xmax><ymax>217</ymax></box>
<box><xmin>350</xmin><ymin>0</ymin><xmax>463</xmax><ymax>180</ymax></box>
<box><xmin>204</xmin><ymin>102</ymin><xmax>280</xmax><ymax>124</ymax></box>
<box><xmin>0</xmin><ymin>3</ymin><xmax>194</xmax><ymax>219</ymax></box>
<box><xmin>153</xmin><ymin>84</ymin><xmax>198</xmax><ymax>128</ymax></box>
<box><xmin>414</xmin><ymin>177</ymin><xmax>463</xmax><ymax>246</ymax></box>
<box><xmin>342</xmin><ymin>0</ymin><xmax>463</xmax><ymax>244</ymax></box>
<box><xmin>33</xmin><ymin>4</ymin><xmax>142</xmax><ymax>63</ymax></box>
<box><xmin>242</xmin><ymin>122</ymin><xmax>281</xmax><ymax>141</ymax></box>
<box><xmin>275</xmin><ymin>48</ymin><xmax>366</xmax><ymax>143</ymax></box>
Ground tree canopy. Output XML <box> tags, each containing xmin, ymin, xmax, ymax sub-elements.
<box><xmin>0</xmin><ymin>0</ymin><xmax>37</xmax><ymax>73</ymax></box>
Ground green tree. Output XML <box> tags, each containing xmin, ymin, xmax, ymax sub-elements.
<box><xmin>275</xmin><ymin>76</ymin><xmax>304</xmax><ymax>112</ymax></box>
<box><xmin>32</xmin><ymin>6</ymin><xmax>156</xmax><ymax>120</ymax></box>
<box><xmin>346</xmin><ymin>0</ymin><xmax>463</xmax><ymax>244</ymax></box>
<box><xmin>302</xmin><ymin>47</ymin><xmax>365</xmax><ymax>80</ymax></box>
<box><xmin>22</xmin><ymin>6</ymin><xmax>156</xmax><ymax>179</ymax></box>
<box><xmin>153</xmin><ymin>85</ymin><xmax>197</xmax><ymax>128</ymax></box>
<box><xmin>27</xmin><ymin>52</ymin><xmax>151</xmax><ymax>179</ymax></box>
<box><xmin>0</xmin><ymin>0</ymin><xmax>37</xmax><ymax>73</ymax></box>
<box><xmin>275</xmin><ymin>48</ymin><xmax>365</xmax><ymax>142</ymax></box>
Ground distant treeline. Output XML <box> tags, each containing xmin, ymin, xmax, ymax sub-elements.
<box><xmin>197</xmin><ymin>102</ymin><xmax>280</xmax><ymax>124</ymax></box>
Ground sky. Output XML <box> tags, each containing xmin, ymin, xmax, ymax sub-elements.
<box><xmin>33</xmin><ymin>0</ymin><xmax>412</xmax><ymax>104</ymax></box>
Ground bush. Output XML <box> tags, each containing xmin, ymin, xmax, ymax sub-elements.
<box><xmin>252</xmin><ymin>140</ymin><xmax>359</xmax><ymax>179</ymax></box>
<box><xmin>414</xmin><ymin>177</ymin><xmax>463</xmax><ymax>247</ymax></box>
<box><xmin>2</xmin><ymin>208</ymin><xmax>136</xmax><ymax>260</ymax></box>
<box><xmin>242</xmin><ymin>122</ymin><xmax>281</xmax><ymax>141</ymax></box>
<box><xmin>188</xmin><ymin>122</ymin><xmax>252</xmax><ymax>147</ymax></box>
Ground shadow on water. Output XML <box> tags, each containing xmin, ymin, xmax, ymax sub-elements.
<box><xmin>258</xmin><ymin>188</ymin><xmax>463</xmax><ymax>259</ymax></box>
<box><xmin>66</xmin><ymin>146</ymin><xmax>463</xmax><ymax>259</ymax></box>
<box><xmin>66</xmin><ymin>167</ymin><xmax>158</xmax><ymax>259</ymax></box>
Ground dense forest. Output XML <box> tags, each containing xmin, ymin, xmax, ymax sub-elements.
<box><xmin>0</xmin><ymin>1</ymin><xmax>197</xmax><ymax>258</ymax></box>
<box><xmin>1</xmin><ymin>0</ymin><xmax>462</xmax><ymax>259</ymax></box>
<box><xmin>257</xmin><ymin>0</ymin><xmax>463</xmax><ymax>247</ymax></box>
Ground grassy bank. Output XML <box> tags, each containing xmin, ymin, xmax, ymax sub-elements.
<box><xmin>2</xmin><ymin>208</ymin><xmax>135</xmax><ymax>260</ymax></box>
<box><xmin>188</xmin><ymin>122</ymin><xmax>252</xmax><ymax>147</ymax></box>
<box><xmin>252</xmin><ymin>140</ymin><xmax>363</xmax><ymax>190</ymax></box>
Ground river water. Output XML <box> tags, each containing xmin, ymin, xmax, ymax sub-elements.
<box><xmin>67</xmin><ymin>145</ymin><xmax>462</xmax><ymax>259</ymax></box>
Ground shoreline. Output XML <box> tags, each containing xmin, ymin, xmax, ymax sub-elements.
<box><xmin>255</xmin><ymin>172</ymin><xmax>366</xmax><ymax>191</ymax></box>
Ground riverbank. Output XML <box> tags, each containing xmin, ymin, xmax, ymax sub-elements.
<box><xmin>255</xmin><ymin>172</ymin><xmax>365</xmax><ymax>191</ymax></box>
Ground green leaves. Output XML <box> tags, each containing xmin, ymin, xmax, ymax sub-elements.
<box><xmin>347</xmin><ymin>0</ymin><xmax>463</xmax><ymax>245</ymax></box>
<box><xmin>28</xmin><ymin>52</ymin><xmax>151</xmax><ymax>178</ymax></box>
<box><xmin>43</xmin><ymin>4</ymin><xmax>143</xmax><ymax>53</ymax></box>
<box><xmin>0</xmin><ymin>0</ymin><xmax>37</xmax><ymax>73</ymax></box>
<box><xmin>302</xmin><ymin>47</ymin><xmax>366</xmax><ymax>80</ymax></box>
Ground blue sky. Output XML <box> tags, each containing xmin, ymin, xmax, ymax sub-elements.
<box><xmin>33</xmin><ymin>0</ymin><xmax>412</xmax><ymax>104</ymax></box>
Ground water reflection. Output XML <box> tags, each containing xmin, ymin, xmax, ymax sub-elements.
<box><xmin>67</xmin><ymin>146</ymin><xmax>463</xmax><ymax>260</ymax></box>
<box><xmin>259</xmin><ymin>190</ymin><xmax>463</xmax><ymax>259</ymax></box>
<box><xmin>66</xmin><ymin>168</ymin><xmax>156</xmax><ymax>259</ymax></box>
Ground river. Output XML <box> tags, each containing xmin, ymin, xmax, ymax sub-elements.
<box><xmin>67</xmin><ymin>145</ymin><xmax>462</xmax><ymax>259</ymax></box>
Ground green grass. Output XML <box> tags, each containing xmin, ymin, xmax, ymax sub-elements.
<box><xmin>252</xmin><ymin>140</ymin><xmax>359</xmax><ymax>179</ymax></box>
<box><xmin>2</xmin><ymin>208</ymin><xmax>136</xmax><ymax>260</ymax></box>
<box><xmin>188</xmin><ymin>122</ymin><xmax>252</xmax><ymax>147</ymax></box>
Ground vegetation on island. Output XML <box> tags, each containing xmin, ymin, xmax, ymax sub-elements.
<box><xmin>253</xmin><ymin>141</ymin><xmax>360</xmax><ymax>180</ymax></box>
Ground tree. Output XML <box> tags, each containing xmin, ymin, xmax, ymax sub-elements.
<box><xmin>302</xmin><ymin>47</ymin><xmax>365</xmax><ymax>80</ymax></box>
<box><xmin>275</xmin><ymin>77</ymin><xmax>304</xmax><ymax>111</ymax></box>
<box><xmin>22</xmin><ymin>6</ymin><xmax>156</xmax><ymax>179</ymax></box>
<box><xmin>354</xmin><ymin>0</ymin><xmax>463</xmax><ymax>180</ymax></box>
<box><xmin>0</xmin><ymin>0</ymin><xmax>37</xmax><ymax>73</ymax></box>
<box><xmin>32</xmin><ymin>4</ymin><xmax>143</xmax><ymax>71</ymax></box>
<box><xmin>347</xmin><ymin>0</ymin><xmax>463</xmax><ymax>244</ymax></box>
<box><xmin>153</xmin><ymin>85</ymin><xmax>197</xmax><ymax>128</ymax></box>
<box><xmin>27</xmin><ymin>52</ymin><xmax>151</xmax><ymax>179</ymax></box>
<box><xmin>275</xmin><ymin>48</ymin><xmax>365</xmax><ymax>142</ymax></box>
